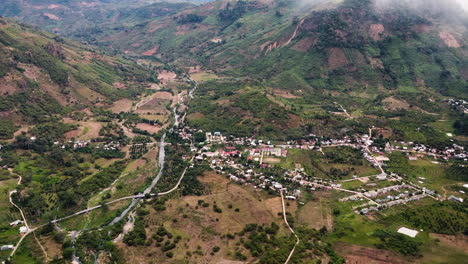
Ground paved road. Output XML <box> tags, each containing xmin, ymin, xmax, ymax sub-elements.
<box><xmin>7</xmin><ymin>77</ymin><xmax>199</xmax><ymax>260</ymax></box>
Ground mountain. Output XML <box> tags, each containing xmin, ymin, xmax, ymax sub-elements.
<box><xmin>67</xmin><ymin>0</ymin><xmax>466</xmax><ymax>141</ymax></box>
<box><xmin>0</xmin><ymin>0</ymin><xmax>200</xmax><ymax>36</ymax></box>
<box><xmin>0</xmin><ymin>17</ymin><xmax>156</xmax><ymax>129</ymax></box>
<box><xmin>88</xmin><ymin>0</ymin><xmax>468</xmax><ymax>96</ymax></box>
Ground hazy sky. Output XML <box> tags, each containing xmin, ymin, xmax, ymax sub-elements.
<box><xmin>455</xmin><ymin>0</ymin><xmax>468</xmax><ymax>11</ymax></box>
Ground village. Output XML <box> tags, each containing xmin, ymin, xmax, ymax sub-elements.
<box><xmin>177</xmin><ymin>127</ymin><xmax>467</xmax><ymax>216</ymax></box>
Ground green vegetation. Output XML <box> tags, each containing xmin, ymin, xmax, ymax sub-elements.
<box><xmin>188</xmin><ymin>81</ymin><xmax>302</xmax><ymax>139</ymax></box>
<box><xmin>78</xmin><ymin>160</ymin><xmax>128</xmax><ymax>196</ymax></box>
<box><xmin>0</xmin><ymin>120</ymin><xmax>18</xmax><ymax>140</ymax></box>
<box><xmin>373</xmin><ymin>229</ymin><xmax>422</xmax><ymax>256</ymax></box>
<box><xmin>239</xmin><ymin>223</ymin><xmax>344</xmax><ymax>264</ymax></box>
<box><xmin>124</xmin><ymin>217</ymin><xmax>147</xmax><ymax>246</ymax></box>
<box><xmin>381</xmin><ymin>202</ymin><xmax>468</xmax><ymax>235</ymax></box>
<box><xmin>445</xmin><ymin>164</ymin><xmax>468</xmax><ymax>181</ymax></box>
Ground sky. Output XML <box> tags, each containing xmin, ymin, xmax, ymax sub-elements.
<box><xmin>455</xmin><ymin>0</ymin><xmax>468</xmax><ymax>11</ymax></box>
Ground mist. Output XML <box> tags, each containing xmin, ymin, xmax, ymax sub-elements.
<box><xmin>292</xmin><ymin>0</ymin><xmax>467</xmax><ymax>23</ymax></box>
<box><xmin>293</xmin><ymin>0</ymin><xmax>468</xmax><ymax>13</ymax></box>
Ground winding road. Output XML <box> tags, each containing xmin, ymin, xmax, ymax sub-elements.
<box><xmin>7</xmin><ymin>77</ymin><xmax>199</xmax><ymax>261</ymax></box>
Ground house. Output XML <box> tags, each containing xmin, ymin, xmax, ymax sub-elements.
<box><xmin>9</xmin><ymin>220</ymin><xmax>23</xmax><ymax>227</ymax></box>
<box><xmin>376</xmin><ymin>173</ymin><xmax>387</xmax><ymax>181</ymax></box>
<box><xmin>205</xmin><ymin>132</ymin><xmax>226</xmax><ymax>143</ymax></box>
<box><xmin>0</xmin><ymin>245</ymin><xmax>14</xmax><ymax>251</ymax></box>
<box><xmin>19</xmin><ymin>226</ymin><xmax>28</xmax><ymax>234</ymax></box>
<box><xmin>375</xmin><ymin>156</ymin><xmax>390</xmax><ymax>162</ymax></box>
<box><xmin>449</xmin><ymin>195</ymin><xmax>464</xmax><ymax>203</ymax></box>
<box><xmin>397</xmin><ymin>227</ymin><xmax>418</xmax><ymax>238</ymax></box>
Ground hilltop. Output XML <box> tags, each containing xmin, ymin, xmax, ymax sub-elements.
<box><xmin>0</xmin><ymin>0</ymin><xmax>198</xmax><ymax>36</ymax></box>
<box><xmin>84</xmin><ymin>0</ymin><xmax>467</xmax><ymax>96</ymax></box>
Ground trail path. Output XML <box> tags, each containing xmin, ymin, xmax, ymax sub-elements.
<box><xmin>280</xmin><ymin>190</ymin><xmax>300</xmax><ymax>264</ymax></box>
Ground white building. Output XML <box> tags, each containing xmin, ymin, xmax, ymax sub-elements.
<box><xmin>19</xmin><ymin>226</ymin><xmax>28</xmax><ymax>234</ymax></box>
<box><xmin>0</xmin><ymin>245</ymin><xmax>14</xmax><ymax>251</ymax></box>
<box><xmin>397</xmin><ymin>227</ymin><xmax>418</xmax><ymax>238</ymax></box>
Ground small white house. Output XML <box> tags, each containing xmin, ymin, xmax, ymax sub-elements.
<box><xmin>397</xmin><ymin>227</ymin><xmax>418</xmax><ymax>238</ymax></box>
<box><xmin>9</xmin><ymin>220</ymin><xmax>23</xmax><ymax>227</ymax></box>
<box><xmin>19</xmin><ymin>226</ymin><xmax>28</xmax><ymax>234</ymax></box>
<box><xmin>0</xmin><ymin>245</ymin><xmax>14</xmax><ymax>251</ymax></box>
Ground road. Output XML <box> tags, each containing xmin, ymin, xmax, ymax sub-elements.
<box><xmin>334</xmin><ymin>102</ymin><xmax>352</xmax><ymax>119</ymax></box>
<box><xmin>7</xmin><ymin>77</ymin><xmax>199</xmax><ymax>261</ymax></box>
<box><xmin>280</xmin><ymin>190</ymin><xmax>300</xmax><ymax>264</ymax></box>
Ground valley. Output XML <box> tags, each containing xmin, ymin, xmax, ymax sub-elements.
<box><xmin>0</xmin><ymin>0</ymin><xmax>467</xmax><ymax>264</ymax></box>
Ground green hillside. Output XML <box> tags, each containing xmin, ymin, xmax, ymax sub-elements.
<box><xmin>0</xmin><ymin>17</ymin><xmax>156</xmax><ymax>125</ymax></box>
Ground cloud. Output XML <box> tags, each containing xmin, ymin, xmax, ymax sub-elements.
<box><xmin>455</xmin><ymin>0</ymin><xmax>468</xmax><ymax>11</ymax></box>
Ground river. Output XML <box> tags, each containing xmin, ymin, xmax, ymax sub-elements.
<box><xmin>109</xmin><ymin>133</ymin><xmax>166</xmax><ymax>225</ymax></box>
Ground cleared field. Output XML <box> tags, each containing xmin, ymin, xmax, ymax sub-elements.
<box><xmin>118</xmin><ymin>172</ymin><xmax>288</xmax><ymax>264</ymax></box>
<box><xmin>135</xmin><ymin>123</ymin><xmax>161</xmax><ymax>134</ymax></box>
<box><xmin>191</xmin><ymin>71</ymin><xmax>219</xmax><ymax>82</ymax></box>
<box><xmin>297</xmin><ymin>191</ymin><xmax>333</xmax><ymax>230</ymax></box>
<box><xmin>109</xmin><ymin>99</ymin><xmax>133</xmax><ymax>113</ymax></box>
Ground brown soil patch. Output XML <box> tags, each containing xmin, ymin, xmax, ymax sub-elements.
<box><xmin>142</xmin><ymin>46</ymin><xmax>159</xmax><ymax>56</ymax></box>
<box><xmin>147</xmin><ymin>22</ymin><xmax>168</xmax><ymax>33</ymax></box>
<box><xmin>136</xmin><ymin>92</ymin><xmax>172</xmax><ymax>114</ymax></box>
<box><xmin>292</xmin><ymin>37</ymin><xmax>316</xmax><ymax>52</ymax></box>
<box><xmin>328</xmin><ymin>48</ymin><xmax>348</xmax><ymax>70</ymax></box>
<box><xmin>20</xmin><ymin>63</ymin><xmax>41</xmax><ymax>81</ymax></box>
<box><xmin>358</xmin><ymin>177</ymin><xmax>370</xmax><ymax>183</ymax></box>
<box><xmin>43</xmin><ymin>13</ymin><xmax>61</xmax><ymax>20</ymax></box>
<box><xmin>260</xmin><ymin>40</ymin><xmax>272</xmax><ymax>51</ymax></box>
<box><xmin>112</xmin><ymin>82</ymin><xmax>126</xmax><ymax>89</ymax></box>
<box><xmin>154</xmin><ymin>91</ymin><xmax>173</xmax><ymax>100</ymax></box>
<box><xmin>287</xmin><ymin>113</ymin><xmax>302</xmax><ymax>128</ymax></box>
<box><xmin>187</xmin><ymin>112</ymin><xmax>205</xmax><ymax>120</ymax></box>
<box><xmin>430</xmin><ymin>233</ymin><xmax>468</xmax><ymax>252</ymax></box>
<box><xmin>41</xmin><ymin>236</ymin><xmax>62</xmax><ymax>259</ymax></box>
<box><xmin>47</xmin><ymin>4</ymin><xmax>63</xmax><ymax>9</ymax></box>
<box><xmin>0</xmin><ymin>75</ymin><xmax>18</xmax><ymax>95</ymax></box>
<box><xmin>216</xmin><ymin>99</ymin><xmax>232</xmax><ymax>106</ymax></box>
<box><xmin>109</xmin><ymin>99</ymin><xmax>133</xmax><ymax>113</ymax></box>
<box><xmin>135</xmin><ymin>123</ymin><xmax>161</xmax><ymax>134</ymax></box>
<box><xmin>370</xmin><ymin>58</ymin><xmax>384</xmax><ymax>69</ymax></box>
<box><xmin>126</xmin><ymin>159</ymin><xmax>147</xmax><ymax>173</ymax></box>
<box><xmin>65</xmin><ymin>127</ymin><xmax>83</xmax><ymax>139</ymax></box>
<box><xmin>157</xmin><ymin>70</ymin><xmax>177</xmax><ymax>84</ymax></box>
<box><xmin>263</xmin><ymin>157</ymin><xmax>281</xmax><ymax>164</ymax></box>
<box><xmin>73</xmin><ymin>121</ymin><xmax>102</xmax><ymax>140</ymax></box>
<box><xmin>334</xmin><ymin>243</ymin><xmax>407</xmax><ymax>264</ymax></box>
<box><xmin>439</xmin><ymin>31</ymin><xmax>461</xmax><ymax>48</ymax></box>
<box><xmin>273</xmin><ymin>89</ymin><xmax>299</xmax><ymax>99</ymax></box>
<box><xmin>264</xmin><ymin>41</ymin><xmax>279</xmax><ymax>54</ymax></box>
<box><xmin>297</xmin><ymin>191</ymin><xmax>333</xmax><ymax>230</ymax></box>
<box><xmin>382</xmin><ymin>97</ymin><xmax>410</xmax><ymax>111</ymax></box>
<box><xmin>369</xmin><ymin>24</ymin><xmax>384</xmax><ymax>41</ymax></box>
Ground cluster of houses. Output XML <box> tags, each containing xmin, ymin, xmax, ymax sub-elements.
<box><xmin>100</xmin><ymin>141</ymin><xmax>121</xmax><ymax>151</ymax></box>
<box><xmin>53</xmin><ymin>140</ymin><xmax>90</xmax><ymax>150</ymax></box>
<box><xmin>178</xmin><ymin>128</ymin><xmax>466</xmax><ymax>215</ymax></box>
<box><xmin>392</xmin><ymin>142</ymin><xmax>468</xmax><ymax>161</ymax></box>
<box><xmin>447</xmin><ymin>98</ymin><xmax>468</xmax><ymax>114</ymax></box>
